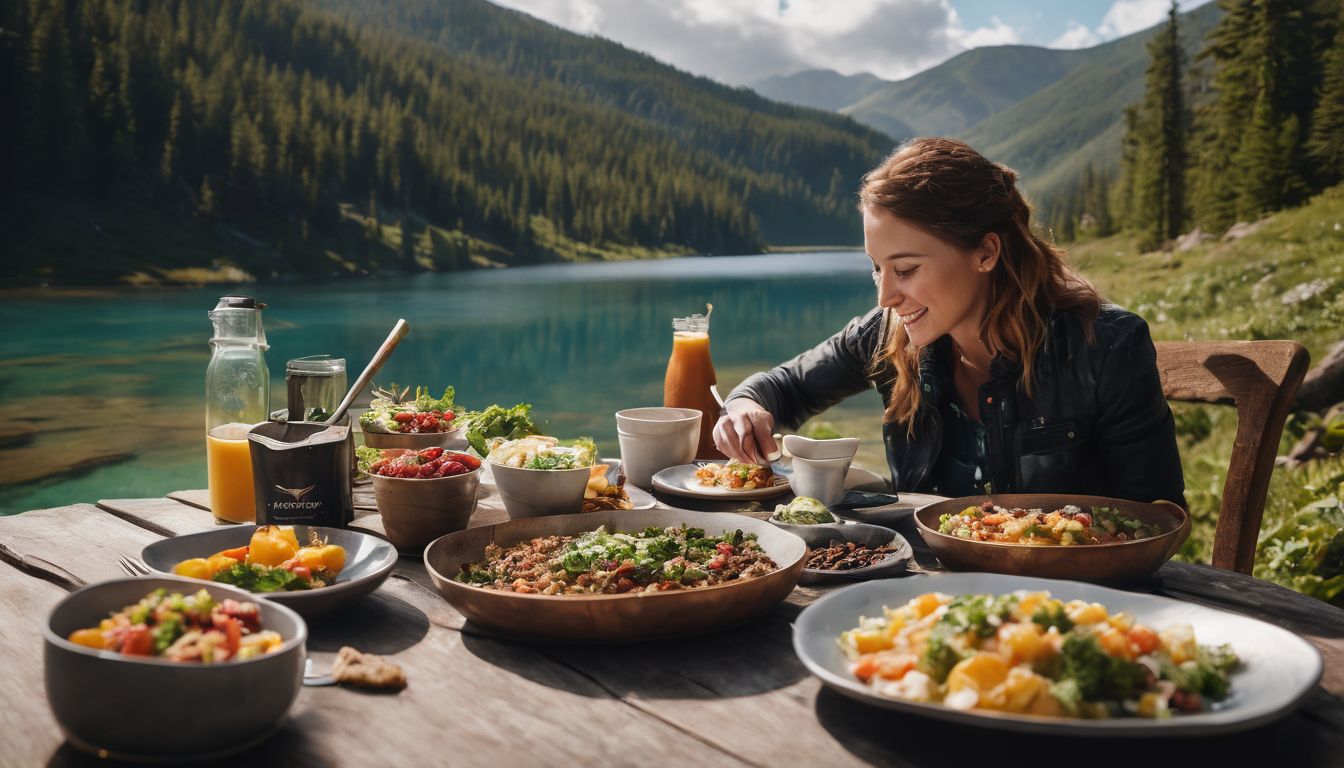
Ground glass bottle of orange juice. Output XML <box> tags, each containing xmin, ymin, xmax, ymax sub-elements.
<box><xmin>664</xmin><ymin>306</ymin><xmax>726</xmax><ymax>460</ymax></box>
<box><xmin>206</xmin><ymin>296</ymin><xmax>271</xmax><ymax>523</ymax></box>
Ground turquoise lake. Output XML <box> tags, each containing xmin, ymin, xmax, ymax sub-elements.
<box><xmin>1</xmin><ymin>252</ymin><xmax>889</xmax><ymax>515</ymax></box>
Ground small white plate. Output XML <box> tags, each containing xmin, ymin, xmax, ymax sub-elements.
<box><xmin>836</xmin><ymin>492</ymin><xmax>950</xmax><ymax>525</ymax></box>
<box><xmin>651</xmin><ymin>463</ymin><xmax>793</xmax><ymax>501</ymax></box>
<box><xmin>597</xmin><ymin>459</ymin><xmax>656</xmax><ymax>510</ymax></box>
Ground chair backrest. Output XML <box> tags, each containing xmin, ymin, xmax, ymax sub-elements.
<box><xmin>1155</xmin><ymin>341</ymin><xmax>1310</xmax><ymax>574</ymax></box>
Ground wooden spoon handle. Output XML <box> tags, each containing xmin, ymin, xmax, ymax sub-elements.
<box><xmin>326</xmin><ymin>319</ymin><xmax>410</xmax><ymax>425</ymax></box>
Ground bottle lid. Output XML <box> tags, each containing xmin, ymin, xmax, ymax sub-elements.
<box><xmin>215</xmin><ymin>295</ymin><xmax>267</xmax><ymax>310</ymax></box>
<box><xmin>286</xmin><ymin>355</ymin><xmax>346</xmax><ymax>376</ymax></box>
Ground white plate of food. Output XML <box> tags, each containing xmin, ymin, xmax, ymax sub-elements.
<box><xmin>793</xmin><ymin>572</ymin><xmax>1322</xmax><ymax>735</ymax></box>
<box><xmin>651</xmin><ymin>461</ymin><xmax>793</xmax><ymax>501</ymax></box>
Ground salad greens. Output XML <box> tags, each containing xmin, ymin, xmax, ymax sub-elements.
<box><xmin>360</xmin><ymin>385</ymin><xmax>459</xmax><ymax>433</ymax></box>
<box><xmin>459</xmin><ymin>403</ymin><xmax>538</xmax><ymax>455</ymax></box>
<box><xmin>213</xmin><ymin>562</ymin><xmax>317</xmax><ymax>592</ymax></box>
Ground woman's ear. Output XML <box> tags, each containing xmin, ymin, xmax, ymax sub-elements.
<box><xmin>978</xmin><ymin>232</ymin><xmax>1002</xmax><ymax>273</ymax></box>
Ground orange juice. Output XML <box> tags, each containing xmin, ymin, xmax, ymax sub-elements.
<box><xmin>207</xmin><ymin>423</ymin><xmax>257</xmax><ymax>524</ymax></box>
<box><xmin>664</xmin><ymin>330</ymin><xmax>725</xmax><ymax>459</ymax></box>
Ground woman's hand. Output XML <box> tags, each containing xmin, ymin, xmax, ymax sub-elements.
<box><xmin>713</xmin><ymin>399</ymin><xmax>779</xmax><ymax>465</ymax></box>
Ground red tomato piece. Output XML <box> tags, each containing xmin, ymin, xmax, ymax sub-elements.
<box><xmin>121</xmin><ymin>625</ymin><xmax>154</xmax><ymax>656</ymax></box>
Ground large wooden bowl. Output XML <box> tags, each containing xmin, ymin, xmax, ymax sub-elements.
<box><xmin>423</xmin><ymin>509</ymin><xmax>807</xmax><ymax>642</ymax></box>
<box><xmin>914</xmin><ymin>494</ymin><xmax>1190</xmax><ymax>584</ymax></box>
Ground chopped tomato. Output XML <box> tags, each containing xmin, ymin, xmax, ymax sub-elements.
<box><xmin>221</xmin><ymin>617</ymin><xmax>241</xmax><ymax>655</ymax></box>
<box><xmin>1128</xmin><ymin>624</ymin><xmax>1161</xmax><ymax>655</ymax></box>
<box><xmin>291</xmin><ymin>565</ymin><xmax>311</xmax><ymax>581</ymax></box>
<box><xmin>715</xmin><ymin>542</ymin><xmax>736</xmax><ymax>556</ymax></box>
<box><xmin>121</xmin><ymin>625</ymin><xmax>153</xmax><ymax>656</ymax></box>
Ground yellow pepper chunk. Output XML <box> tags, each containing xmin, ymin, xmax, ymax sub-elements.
<box><xmin>314</xmin><ymin>544</ymin><xmax>345</xmax><ymax>576</ymax></box>
<box><xmin>248</xmin><ymin>526</ymin><xmax>298</xmax><ymax>567</ymax></box>
<box><xmin>206</xmin><ymin>554</ymin><xmax>240</xmax><ymax>576</ymax></box>
<box><xmin>68</xmin><ymin>628</ymin><xmax>107</xmax><ymax>649</ymax></box>
<box><xmin>851</xmin><ymin>629</ymin><xmax>892</xmax><ymax>654</ymax></box>
<box><xmin>172</xmin><ymin>557</ymin><xmax>213</xmax><ymax>581</ymax></box>
<box><xmin>946</xmin><ymin>652</ymin><xmax>1010</xmax><ymax>701</ymax></box>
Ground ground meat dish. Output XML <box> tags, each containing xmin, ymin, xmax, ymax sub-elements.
<box><xmin>454</xmin><ymin>525</ymin><xmax>778</xmax><ymax>595</ymax></box>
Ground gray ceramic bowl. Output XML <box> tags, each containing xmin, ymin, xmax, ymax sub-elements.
<box><xmin>44</xmin><ymin>575</ymin><xmax>306</xmax><ymax>762</ymax></box>
<box><xmin>372</xmin><ymin>467</ymin><xmax>481</xmax><ymax>554</ymax></box>
<box><xmin>141</xmin><ymin>525</ymin><xmax>398</xmax><ymax>618</ymax></box>
<box><xmin>791</xmin><ymin>521</ymin><xmax>913</xmax><ymax>585</ymax></box>
<box><xmin>490</xmin><ymin>461</ymin><xmax>591</xmax><ymax>519</ymax></box>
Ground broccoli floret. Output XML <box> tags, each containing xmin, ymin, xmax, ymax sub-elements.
<box><xmin>1159</xmin><ymin>645</ymin><xmax>1238</xmax><ymax>700</ymax></box>
<box><xmin>1031</xmin><ymin>603</ymin><xmax>1075</xmax><ymax>633</ymax></box>
<box><xmin>941</xmin><ymin>593</ymin><xmax>1018</xmax><ymax>638</ymax></box>
<box><xmin>1049</xmin><ymin>678</ymin><xmax>1083</xmax><ymax>716</ymax></box>
<box><xmin>917</xmin><ymin>630</ymin><xmax>965</xmax><ymax>683</ymax></box>
<box><xmin>1060</xmin><ymin>632</ymin><xmax>1148</xmax><ymax>701</ymax></box>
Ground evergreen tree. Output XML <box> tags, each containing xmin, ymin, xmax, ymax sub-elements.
<box><xmin>1190</xmin><ymin>0</ymin><xmax>1321</xmax><ymax>230</ymax></box>
<box><xmin>1307</xmin><ymin>3</ymin><xmax>1344</xmax><ymax>185</ymax></box>
<box><xmin>1129</xmin><ymin>1</ymin><xmax>1188</xmax><ymax>251</ymax></box>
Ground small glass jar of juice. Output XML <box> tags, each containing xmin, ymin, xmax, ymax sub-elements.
<box><xmin>206</xmin><ymin>296</ymin><xmax>271</xmax><ymax>524</ymax></box>
<box><xmin>663</xmin><ymin>308</ymin><xmax>725</xmax><ymax>460</ymax></box>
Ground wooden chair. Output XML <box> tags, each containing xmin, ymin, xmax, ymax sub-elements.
<box><xmin>1156</xmin><ymin>341</ymin><xmax>1310</xmax><ymax>574</ymax></box>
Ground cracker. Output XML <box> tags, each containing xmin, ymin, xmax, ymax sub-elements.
<box><xmin>330</xmin><ymin>646</ymin><xmax>407</xmax><ymax>690</ymax></box>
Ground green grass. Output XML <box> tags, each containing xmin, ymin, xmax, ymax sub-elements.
<box><xmin>1068</xmin><ymin>184</ymin><xmax>1344</xmax><ymax>598</ymax></box>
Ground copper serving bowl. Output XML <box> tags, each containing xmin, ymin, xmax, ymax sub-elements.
<box><xmin>914</xmin><ymin>494</ymin><xmax>1190</xmax><ymax>584</ymax></box>
<box><xmin>423</xmin><ymin>509</ymin><xmax>806</xmax><ymax>642</ymax></box>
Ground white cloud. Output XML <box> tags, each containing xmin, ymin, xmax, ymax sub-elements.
<box><xmin>1096</xmin><ymin>0</ymin><xmax>1172</xmax><ymax>39</ymax></box>
<box><xmin>490</xmin><ymin>0</ymin><xmax>1035</xmax><ymax>84</ymax></box>
<box><xmin>1050</xmin><ymin>20</ymin><xmax>1101</xmax><ymax>49</ymax></box>
<box><xmin>956</xmin><ymin>17</ymin><xmax>1020</xmax><ymax>49</ymax></box>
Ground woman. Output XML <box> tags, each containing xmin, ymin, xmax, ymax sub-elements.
<box><xmin>714</xmin><ymin>138</ymin><xmax>1184</xmax><ymax>504</ymax></box>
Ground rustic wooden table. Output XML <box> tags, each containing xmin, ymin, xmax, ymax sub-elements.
<box><xmin>3</xmin><ymin>478</ymin><xmax>1343</xmax><ymax>767</ymax></box>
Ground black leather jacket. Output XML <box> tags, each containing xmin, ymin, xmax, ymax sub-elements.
<box><xmin>728</xmin><ymin>305</ymin><xmax>1186</xmax><ymax>505</ymax></box>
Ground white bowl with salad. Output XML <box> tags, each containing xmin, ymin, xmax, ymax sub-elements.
<box><xmin>489</xmin><ymin>436</ymin><xmax>598</xmax><ymax>519</ymax></box>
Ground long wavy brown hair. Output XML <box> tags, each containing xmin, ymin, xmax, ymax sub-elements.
<box><xmin>859</xmin><ymin>138</ymin><xmax>1101</xmax><ymax>429</ymax></box>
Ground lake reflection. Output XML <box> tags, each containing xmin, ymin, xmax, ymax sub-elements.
<box><xmin>1</xmin><ymin>252</ymin><xmax>888</xmax><ymax>514</ymax></box>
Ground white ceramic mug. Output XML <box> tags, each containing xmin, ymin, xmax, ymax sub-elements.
<box><xmin>788</xmin><ymin>455</ymin><xmax>853</xmax><ymax>506</ymax></box>
<box><xmin>615</xmin><ymin>407</ymin><xmax>702</xmax><ymax>436</ymax></box>
<box><xmin>617</xmin><ymin>427</ymin><xmax>698</xmax><ymax>489</ymax></box>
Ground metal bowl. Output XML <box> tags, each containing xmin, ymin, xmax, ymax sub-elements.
<box><xmin>423</xmin><ymin>509</ymin><xmax>806</xmax><ymax>642</ymax></box>
<box><xmin>44</xmin><ymin>575</ymin><xmax>306</xmax><ymax>762</ymax></box>
<box><xmin>361</xmin><ymin>427</ymin><xmax>467</xmax><ymax>451</ymax></box>
<box><xmin>914</xmin><ymin>494</ymin><xmax>1190</xmax><ymax>584</ymax></box>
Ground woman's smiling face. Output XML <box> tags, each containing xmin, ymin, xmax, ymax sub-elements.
<box><xmin>863</xmin><ymin>204</ymin><xmax>999</xmax><ymax>348</ymax></box>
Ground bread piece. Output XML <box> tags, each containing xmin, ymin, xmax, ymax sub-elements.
<box><xmin>330</xmin><ymin>646</ymin><xmax>408</xmax><ymax>690</ymax></box>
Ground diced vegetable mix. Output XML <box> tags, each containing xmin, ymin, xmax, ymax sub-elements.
<box><xmin>67</xmin><ymin>588</ymin><xmax>284</xmax><ymax>663</ymax></box>
<box><xmin>171</xmin><ymin>525</ymin><xmax>345</xmax><ymax>593</ymax></box>
<box><xmin>840</xmin><ymin>590</ymin><xmax>1237</xmax><ymax>719</ymax></box>
<box><xmin>938</xmin><ymin>502</ymin><xmax>1164</xmax><ymax>545</ymax></box>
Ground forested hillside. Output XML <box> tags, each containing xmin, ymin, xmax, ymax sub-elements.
<box><xmin>0</xmin><ymin>0</ymin><xmax>892</xmax><ymax>285</ymax></box>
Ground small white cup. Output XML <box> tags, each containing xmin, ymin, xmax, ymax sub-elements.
<box><xmin>615</xmin><ymin>407</ymin><xmax>703</xmax><ymax>437</ymax></box>
<box><xmin>617</xmin><ymin>427</ymin><xmax>698</xmax><ymax>489</ymax></box>
<box><xmin>789</xmin><ymin>455</ymin><xmax>853</xmax><ymax>506</ymax></box>
<box><xmin>781</xmin><ymin>434</ymin><xmax>859</xmax><ymax>461</ymax></box>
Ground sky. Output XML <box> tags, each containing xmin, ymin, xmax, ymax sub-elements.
<box><xmin>489</xmin><ymin>0</ymin><xmax>1213</xmax><ymax>85</ymax></box>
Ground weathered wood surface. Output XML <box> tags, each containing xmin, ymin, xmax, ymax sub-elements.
<box><xmin>1155</xmin><ymin>340</ymin><xmax>1310</xmax><ymax>573</ymax></box>
<box><xmin>4</xmin><ymin>486</ymin><xmax>1344</xmax><ymax>767</ymax></box>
